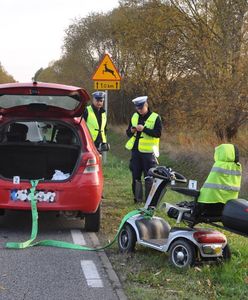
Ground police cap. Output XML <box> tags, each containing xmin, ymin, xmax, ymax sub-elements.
<box><xmin>132</xmin><ymin>96</ymin><xmax>148</xmax><ymax>108</ymax></box>
<box><xmin>92</xmin><ymin>91</ymin><xmax>106</xmax><ymax>101</ymax></box>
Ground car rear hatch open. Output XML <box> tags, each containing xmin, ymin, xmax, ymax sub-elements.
<box><xmin>0</xmin><ymin>82</ymin><xmax>90</xmax><ymax>181</ymax></box>
<box><xmin>0</xmin><ymin>82</ymin><xmax>90</xmax><ymax>118</ymax></box>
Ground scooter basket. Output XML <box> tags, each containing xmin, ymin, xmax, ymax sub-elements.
<box><xmin>222</xmin><ymin>199</ymin><xmax>248</xmax><ymax>234</ymax></box>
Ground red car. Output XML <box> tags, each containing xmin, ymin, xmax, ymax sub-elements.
<box><xmin>0</xmin><ymin>82</ymin><xmax>103</xmax><ymax>232</ymax></box>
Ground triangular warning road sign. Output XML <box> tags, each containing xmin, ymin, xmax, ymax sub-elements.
<box><xmin>92</xmin><ymin>54</ymin><xmax>121</xmax><ymax>81</ymax></box>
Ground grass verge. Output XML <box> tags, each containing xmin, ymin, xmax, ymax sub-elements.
<box><xmin>100</xmin><ymin>129</ymin><xmax>248</xmax><ymax>300</ymax></box>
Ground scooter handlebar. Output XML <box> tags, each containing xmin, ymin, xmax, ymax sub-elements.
<box><xmin>171</xmin><ymin>171</ymin><xmax>187</xmax><ymax>183</ymax></box>
<box><xmin>148</xmin><ymin>166</ymin><xmax>187</xmax><ymax>183</ymax></box>
<box><xmin>148</xmin><ymin>167</ymin><xmax>169</xmax><ymax>180</ymax></box>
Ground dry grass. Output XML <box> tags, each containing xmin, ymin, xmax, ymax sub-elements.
<box><xmin>109</xmin><ymin>124</ymin><xmax>248</xmax><ymax>196</ymax></box>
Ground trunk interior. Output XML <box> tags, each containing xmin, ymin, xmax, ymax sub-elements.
<box><xmin>0</xmin><ymin>143</ymin><xmax>80</xmax><ymax>180</ymax></box>
<box><xmin>0</xmin><ymin>121</ymin><xmax>81</xmax><ymax>180</ymax></box>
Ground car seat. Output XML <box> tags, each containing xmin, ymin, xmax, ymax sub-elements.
<box><xmin>56</xmin><ymin>127</ymin><xmax>74</xmax><ymax>144</ymax></box>
<box><xmin>6</xmin><ymin>123</ymin><xmax>29</xmax><ymax>142</ymax></box>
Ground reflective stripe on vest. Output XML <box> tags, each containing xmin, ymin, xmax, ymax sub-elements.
<box><xmin>198</xmin><ymin>162</ymin><xmax>242</xmax><ymax>204</ymax></box>
<box><xmin>86</xmin><ymin>106</ymin><xmax>107</xmax><ymax>142</ymax></box>
<box><xmin>202</xmin><ymin>183</ymin><xmax>240</xmax><ymax>191</ymax></box>
<box><xmin>125</xmin><ymin>112</ymin><xmax>160</xmax><ymax>152</ymax></box>
<box><xmin>211</xmin><ymin>167</ymin><xmax>241</xmax><ymax>176</ymax></box>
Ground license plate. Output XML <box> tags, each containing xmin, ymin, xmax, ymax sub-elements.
<box><xmin>11</xmin><ymin>189</ymin><xmax>56</xmax><ymax>203</ymax></box>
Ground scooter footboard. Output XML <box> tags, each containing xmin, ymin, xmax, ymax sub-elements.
<box><xmin>135</xmin><ymin>218</ymin><xmax>171</xmax><ymax>240</ymax></box>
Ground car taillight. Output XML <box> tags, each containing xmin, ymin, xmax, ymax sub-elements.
<box><xmin>81</xmin><ymin>152</ymin><xmax>99</xmax><ymax>174</ymax></box>
<box><xmin>193</xmin><ymin>231</ymin><xmax>226</xmax><ymax>244</ymax></box>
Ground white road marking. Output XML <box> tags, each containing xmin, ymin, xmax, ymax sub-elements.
<box><xmin>81</xmin><ymin>260</ymin><xmax>104</xmax><ymax>288</ymax></box>
<box><xmin>71</xmin><ymin>229</ymin><xmax>86</xmax><ymax>245</ymax></box>
<box><xmin>71</xmin><ymin>231</ymin><xmax>104</xmax><ymax>288</ymax></box>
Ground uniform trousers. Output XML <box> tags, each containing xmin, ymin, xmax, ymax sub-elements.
<box><xmin>130</xmin><ymin>149</ymin><xmax>157</xmax><ymax>198</ymax></box>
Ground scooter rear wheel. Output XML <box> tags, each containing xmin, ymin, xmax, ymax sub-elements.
<box><xmin>118</xmin><ymin>223</ymin><xmax>137</xmax><ymax>253</ymax></box>
<box><xmin>169</xmin><ymin>239</ymin><xmax>196</xmax><ymax>268</ymax></box>
<box><xmin>222</xmin><ymin>244</ymin><xmax>231</xmax><ymax>261</ymax></box>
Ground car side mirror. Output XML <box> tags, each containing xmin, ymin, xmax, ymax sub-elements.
<box><xmin>98</xmin><ymin>143</ymin><xmax>110</xmax><ymax>152</ymax></box>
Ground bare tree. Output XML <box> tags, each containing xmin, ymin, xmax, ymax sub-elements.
<box><xmin>170</xmin><ymin>0</ymin><xmax>248</xmax><ymax>140</ymax></box>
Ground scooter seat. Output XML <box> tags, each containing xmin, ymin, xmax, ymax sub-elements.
<box><xmin>171</xmin><ymin>187</ymin><xmax>200</xmax><ymax>198</ymax></box>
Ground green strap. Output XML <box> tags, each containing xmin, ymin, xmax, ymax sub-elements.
<box><xmin>6</xmin><ymin>180</ymin><xmax>153</xmax><ymax>251</ymax></box>
<box><xmin>6</xmin><ymin>180</ymin><xmax>40</xmax><ymax>249</ymax></box>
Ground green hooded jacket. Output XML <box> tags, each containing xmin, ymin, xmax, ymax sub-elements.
<box><xmin>198</xmin><ymin>144</ymin><xmax>242</xmax><ymax>204</ymax></box>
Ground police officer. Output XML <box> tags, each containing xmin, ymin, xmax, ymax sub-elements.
<box><xmin>125</xmin><ymin>96</ymin><xmax>162</xmax><ymax>202</ymax></box>
<box><xmin>83</xmin><ymin>91</ymin><xmax>107</xmax><ymax>150</ymax></box>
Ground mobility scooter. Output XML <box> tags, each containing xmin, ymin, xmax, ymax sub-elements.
<box><xmin>118</xmin><ymin>166</ymin><xmax>229</xmax><ymax>268</ymax></box>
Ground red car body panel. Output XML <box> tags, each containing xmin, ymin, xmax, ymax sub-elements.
<box><xmin>0</xmin><ymin>82</ymin><xmax>103</xmax><ymax>215</ymax></box>
<box><xmin>0</xmin><ymin>82</ymin><xmax>90</xmax><ymax>117</ymax></box>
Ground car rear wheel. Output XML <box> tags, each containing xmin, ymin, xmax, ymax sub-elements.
<box><xmin>85</xmin><ymin>205</ymin><xmax>101</xmax><ymax>232</ymax></box>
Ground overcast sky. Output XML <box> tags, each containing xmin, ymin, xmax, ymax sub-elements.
<box><xmin>0</xmin><ymin>0</ymin><xmax>119</xmax><ymax>82</ymax></box>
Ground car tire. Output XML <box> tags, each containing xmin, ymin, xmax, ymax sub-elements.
<box><xmin>85</xmin><ymin>205</ymin><xmax>101</xmax><ymax>232</ymax></box>
<box><xmin>169</xmin><ymin>239</ymin><xmax>196</xmax><ymax>268</ymax></box>
<box><xmin>118</xmin><ymin>223</ymin><xmax>136</xmax><ymax>253</ymax></box>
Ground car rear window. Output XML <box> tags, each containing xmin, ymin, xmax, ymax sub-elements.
<box><xmin>0</xmin><ymin>121</ymin><xmax>79</xmax><ymax>145</ymax></box>
<box><xmin>0</xmin><ymin>95</ymin><xmax>79</xmax><ymax>110</ymax></box>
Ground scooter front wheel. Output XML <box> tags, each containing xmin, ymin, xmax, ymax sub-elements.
<box><xmin>169</xmin><ymin>239</ymin><xmax>196</xmax><ymax>268</ymax></box>
<box><xmin>118</xmin><ymin>223</ymin><xmax>137</xmax><ymax>253</ymax></box>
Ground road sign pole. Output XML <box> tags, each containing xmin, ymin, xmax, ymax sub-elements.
<box><xmin>102</xmin><ymin>90</ymin><xmax>108</xmax><ymax>164</ymax></box>
<box><xmin>104</xmin><ymin>90</ymin><xmax>108</xmax><ymax>115</ymax></box>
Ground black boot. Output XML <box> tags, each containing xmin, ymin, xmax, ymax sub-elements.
<box><xmin>144</xmin><ymin>178</ymin><xmax>153</xmax><ymax>201</ymax></box>
<box><xmin>135</xmin><ymin>180</ymin><xmax>143</xmax><ymax>202</ymax></box>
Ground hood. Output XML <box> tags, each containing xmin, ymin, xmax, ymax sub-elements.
<box><xmin>214</xmin><ymin>144</ymin><xmax>238</xmax><ymax>163</ymax></box>
<box><xmin>0</xmin><ymin>82</ymin><xmax>90</xmax><ymax>118</ymax></box>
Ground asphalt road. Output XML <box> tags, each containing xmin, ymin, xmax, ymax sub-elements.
<box><xmin>0</xmin><ymin>210</ymin><xmax>126</xmax><ymax>300</ymax></box>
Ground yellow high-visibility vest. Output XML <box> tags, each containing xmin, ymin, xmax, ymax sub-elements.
<box><xmin>198</xmin><ymin>144</ymin><xmax>242</xmax><ymax>204</ymax></box>
<box><xmin>125</xmin><ymin>112</ymin><xmax>160</xmax><ymax>153</ymax></box>
<box><xmin>86</xmin><ymin>106</ymin><xmax>107</xmax><ymax>142</ymax></box>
